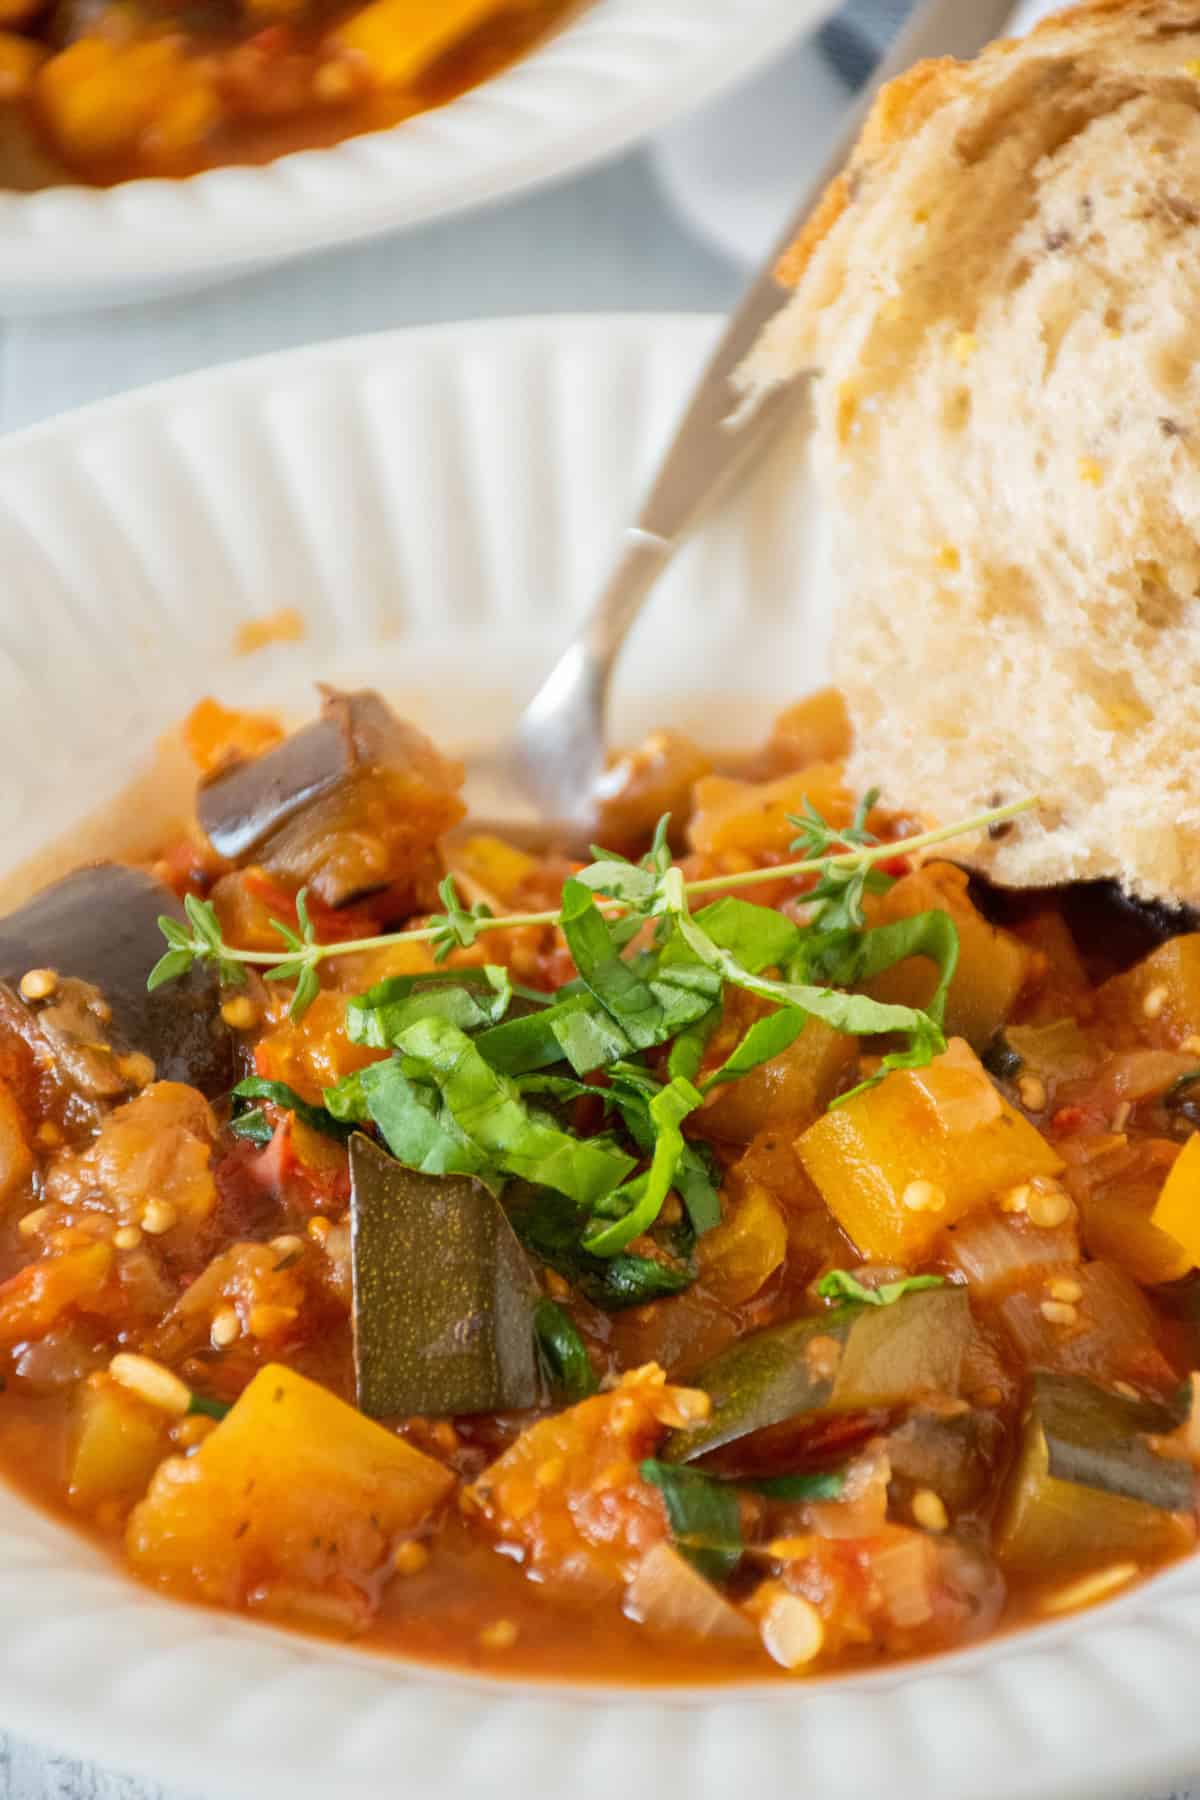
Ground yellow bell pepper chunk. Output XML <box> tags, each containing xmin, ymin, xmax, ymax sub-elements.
<box><xmin>70</xmin><ymin>1375</ymin><xmax>169</xmax><ymax>1512</ymax></box>
<box><xmin>127</xmin><ymin>1364</ymin><xmax>454</xmax><ymax>1625</ymax></box>
<box><xmin>797</xmin><ymin>1039</ymin><xmax>1064</xmax><ymax>1261</ymax></box>
<box><xmin>864</xmin><ymin>862</ymin><xmax>1032</xmax><ymax>1050</ymax></box>
<box><xmin>335</xmin><ymin>0</ymin><xmax>499</xmax><ymax>88</ymax></box>
<box><xmin>1151</xmin><ymin>1131</ymin><xmax>1200</xmax><ymax>1267</ymax></box>
<box><xmin>1098</xmin><ymin>934</ymin><xmax>1200</xmax><ymax>1044</ymax></box>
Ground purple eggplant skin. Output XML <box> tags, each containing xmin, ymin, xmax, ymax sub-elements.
<box><xmin>196</xmin><ymin>688</ymin><xmax>395</xmax><ymax>863</ymax></box>
<box><xmin>0</xmin><ymin>864</ymin><xmax>234</xmax><ymax>1097</ymax></box>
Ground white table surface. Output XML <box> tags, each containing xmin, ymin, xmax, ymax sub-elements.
<box><xmin>0</xmin><ymin>5</ymin><xmax>1195</xmax><ymax>1794</ymax></box>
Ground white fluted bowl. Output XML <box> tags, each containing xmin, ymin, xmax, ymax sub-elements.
<box><xmin>0</xmin><ymin>0</ymin><xmax>831</xmax><ymax>314</ymax></box>
<box><xmin>0</xmin><ymin>315</ymin><xmax>1195</xmax><ymax>1800</ymax></box>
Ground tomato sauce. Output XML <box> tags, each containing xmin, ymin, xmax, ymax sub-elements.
<box><xmin>1</xmin><ymin>686</ymin><xmax>1199</xmax><ymax>1684</ymax></box>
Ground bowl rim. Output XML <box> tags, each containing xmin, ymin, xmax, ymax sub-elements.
<box><xmin>0</xmin><ymin>0</ymin><xmax>829</xmax><ymax>306</ymax></box>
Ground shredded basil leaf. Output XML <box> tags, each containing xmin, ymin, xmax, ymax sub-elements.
<box><xmin>817</xmin><ymin>1269</ymin><xmax>947</xmax><ymax>1308</ymax></box>
<box><xmin>583</xmin><ymin>1076</ymin><xmax>703</xmax><ymax>1256</ymax></box>
<box><xmin>798</xmin><ymin>910</ymin><xmax>960</xmax><ymax>1029</ymax></box>
<box><xmin>640</xmin><ymin>1458</ymin><xmax>742</xmax><ymax>1582</ymax></box>
<box><xmin>228</xmin><ymin>1107</ymin><xmax>273</xmax><ymax>1146</ymax></box>
<box><xmin>346</xmin><ymin>966</ymin><xmax>512</xmax><ymax>1046</ymax></box>
<box><xmin>699</xmin><ymin>1006</ymin><xmax>810</xmax><ymax>1094</ymax></box>
<box><xmin>560</xmin><ymin>878</ymin><xmax>667</xmax><ymax>1050</ymax></box>
<box><xmin>187</xmin><ymin>1392</ymin><xmax>231</xmax><ymax>1421</ymax></box>
<box><xmin>690</xmin><ymin>897</ymin><xmax>804</xmax><ymax>975</ymax></box>
<box><xmin>478</xmin><ymin>991</ymin><xmax>633</xmax><ymax>1078</ymax></box>
<box><xmin>746</xmin><ymin>1470</ymin><xmax>845</xmax><ymax>1501</ymax></box>
<box><xmin>509</xmin><ymin>1188</ymin><xmax>694</xmax><ymax>1310</ymax></box>
<box><xmin>533</xmin><ymin>1298</ymin><xmax>598</xmax><ymax>1402</ymax></box>
<box><xmin>373</xmin><ymin>1017</ymin><xmax>637</xmax><ymax>1208</ymax></box>
<box><xmin>518</xmin><ymin>1065</ymin><xmax>721</xmax><ymax>1239</ymax></box>
<box><xmin>667</xmin><ymin>1006</ymin><xmax>721</xmax><ymax>1084</ymax></box>
<box><xmin>336</xmin><ymin>1058</ymin><xmax>489</xmax><ymax>1177</ymax></box>
<box><xmin>231</xmin><ymin>1077</ymin><xmax>354</xmax><ymax>1143</ymax></box>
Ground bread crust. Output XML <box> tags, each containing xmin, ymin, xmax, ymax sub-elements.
<box><xmin>744</xmin><ymin>0</ymin><xmax>1200</xmax><ymax>902</ymax></box>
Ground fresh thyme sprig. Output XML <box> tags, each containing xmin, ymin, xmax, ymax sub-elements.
<box><xmin>147</xmin><ymin>793</ymin><xmax>1037</xmax><ymax>1019</ymax></box>
<box><xmin>787</xmin><ymin>786</ymin><xmax>892</xmax><ymax>931</ymax></box>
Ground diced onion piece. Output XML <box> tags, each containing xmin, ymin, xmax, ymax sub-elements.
<box><xmin>871</xmin><ymin>1531</ymin><xmax>936</xmax><ymax>1629</ymax></box>
<box><xmin>809</xmin><ymin>1446</ymin><xmax>891</xmax><ymax>1541</ymax></box>
<box><xmin>946</xmin><ymin>1207</ymin><xmax>1078</xmax><ymax>1300</ymax></box>
<box><xmin>624</xmin><ymin>1543</ymin><xmax>755</xmax><ymax>1646</ymax></box>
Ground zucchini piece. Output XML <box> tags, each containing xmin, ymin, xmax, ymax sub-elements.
<box><xmin>0</xmin><ymin>864</ymin><xmax>233</xmax><ymax>1097</ymax></box>
<box><xmin>996</xmin><ymin>1371</ymin><xmax>1195</xmax><ymax>1575</ymax></box>
<box><xmin>350</xmin><ymin>1133</ymin><xmax>542</xmax><ymax>1418</ymax></box>
<box><xmin>662</xmin><ymin>1286</ymin><xmax>971</xmax><ymax>1464</ymax></box>
<box><xmin>69</xmin><ymin>1375</ymin><xmax>170</xmax><ymax>1511</ymax></box>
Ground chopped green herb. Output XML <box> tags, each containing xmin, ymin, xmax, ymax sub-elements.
<box><xmin>346</xmin><ymin>966</ymin><xmax>512</xmax><ymax>1045</ymax></box>
<box><xmin>327</xmin><ymin>1058</ymin><xmax>488</xmax><ymax>1177</ymax></box>
<box><xmin>798</xmin><ymin>910</ymin><xmax>960</xmax><ymax>1029</ymax></box>
<box><xmin>816</xmin><ymin>1269</ymin><xmax>948</xmax><ymax>1308</ymax></box>
<box><xmin>583</xmin><ymin>1076</ymin><xmax>703</xmax><ymax>1256</ymax></box>
<box><xmin>689</xmin><ymin>897</ymin><xmax>803</xmax><ymax>975</ymax></box>
<box><xmin>187</xmin><ymin>1392</ymin><xmax>231</xmax><ymax>1421</ymax></box>
<box><xmin>533</xmin><ymin>1298</ymin><xmax>598</xmax><ymax>1403</ymax></box>
<box><xmin>509</xmin><ymin>1187</ymin><xmax>694</xmax><ymax>1311</ymax></box>
<box><xmin>789</xmin><ymin>788</ymin><xmax>891</xmax><ymax>930</ymax></box>
<box><xmin>228</xmin><ymin>1107</ymin><xmax>273</xmax><ymax>1146</ymax></box>
<box><xmin>700</xmin><ymin>1006</ymin><xmax>809</xmax><ymax>1094</ymax></box>
<box><xmin>231</xmin><ymin>1077</ymin><xmax>354</xmax><ymax>1143</ymax></box>
<box><xmin>147</xmin><ymin>795</ymin><xmax>1036</xmax><ymax>1025</ymax></box>
<box><xmin>640</xmin><ymin>1458</ymin><xmax>742</xmax><ymax>1582</ymax></box>
<box><xmin>400</xmin><ymin>1016</ymin><xmax>637</xmax><ymax>1206</ymax></box>
<box><xmin>747</xmin><ymin>1470</ymin><xmax>845</xmax><ymax>1502</ymax></box>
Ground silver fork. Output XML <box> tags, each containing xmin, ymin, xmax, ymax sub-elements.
<box><xmin>461</xmin><ymin>0</ymin><xmax>1018</xmax><ymax>845</ymax></box>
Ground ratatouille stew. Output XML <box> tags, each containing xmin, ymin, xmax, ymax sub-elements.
<box><xmin>0</xmin><ymin>0</ymin><xmax>579</xmax><ymax>188</ymax></box>
<box><xmin>2</xmin><ymin>685</ymin><xmax>1200</xmax><ymax>1681</ymax></box>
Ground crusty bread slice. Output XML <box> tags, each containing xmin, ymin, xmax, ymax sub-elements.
<box><xmin>741</xmin><ymin>0</ymin><xmax>1200</xmax><ymax>900</ymax></box>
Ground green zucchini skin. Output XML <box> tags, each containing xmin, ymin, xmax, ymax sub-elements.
<box><xmin>1033</xmin><ymin>1371</ymin><xmax>1192</xmax><ymax>1511</ymax></box>
<box><xmin>350</xmin><ymin>1134</ymin><xmax>542</xmax><ymax>1419</ymax></box>
<box><xmin>661</xmin><ymin>1286</ymin><xmax>972</xmax><ymax>1464</ymax></box>
<box><xmin>996</xmin><ymin>1371</ymin><xmax>1195</xmax><ymax>1575</ymax></box>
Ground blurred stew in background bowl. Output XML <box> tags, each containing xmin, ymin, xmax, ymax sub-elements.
<box><xmin>0</xmin><ymin>0</ymin><xmax>580</xmax><ymax>186</ymax></box>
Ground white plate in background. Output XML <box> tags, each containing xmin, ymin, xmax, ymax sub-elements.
<box><xmin>1</xmin><ymin>316</ymin><xmax>1199</xmax><ymax>1800</ymax></box>
<box><xmin>0</xmin><ymin>0</ymin><xmax>831</xmax><ymax>315</ymax></box>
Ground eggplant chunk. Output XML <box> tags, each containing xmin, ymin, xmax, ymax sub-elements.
<box><xmin>996</xmin><ymin>1371</ymin><xmax>1195</xmax><ymax>1575</ymax></box>
<box><xmin>196</xmin><ymin>688</ymin><xmax>464</xmax><ymax>906</ymax></box>
<box><xmin>0</xmin><ymin>864</ymin><xmax>233</xmax><ymax>1097</ymax></box>
<box><xmin>350</xmin><ymin>1134</ymin><xmax>542</xmax><ymax>1418</ymax></box>
<box><xmin>661</xmin><ymin>1286</ymin><xmax>971</xmax><ymax>1464</ymax></box>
